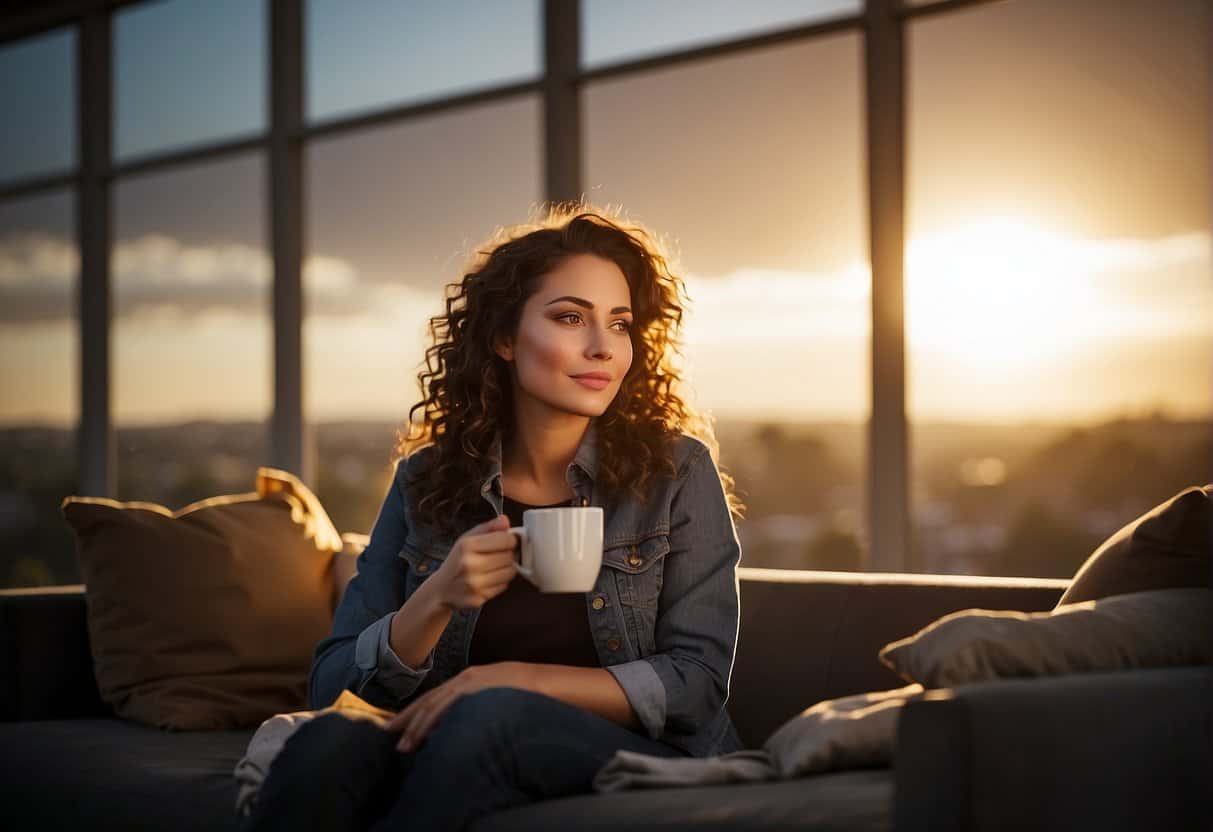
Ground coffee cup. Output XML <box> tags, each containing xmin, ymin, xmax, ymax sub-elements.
<box><xmin>507</xmin><ymin>506</ymin><xmax>603</xmax><ymax>592</ymax></box>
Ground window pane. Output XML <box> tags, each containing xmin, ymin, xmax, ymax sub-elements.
<box><xmin>305</xmin><ymin>95</ymin><xmax>543</xmax><ymax>534</ymax></box>
<box><xmin>113</xmin><ymin>153</ymin><xmax>270</xmax><ymax>506</ymax></box>
<box><xmin>306</xmin><ymin>0</ymin><xmax>541</xmax><ymax>124</ymax></box>
<box><xmin>115</xmin><ymin>0</ymin><xmax>266</xmax><ymax>162</ymax></box>
<box><xmin>582</xmin><ymin>0</ymin><xmax>860</xmax><ymax>69</ymax></box>
<box><xmin>0</xmin><ymin>190</ymin><xmax>79</xmax><ymax>588</ymax></box>
<box><xmin>0</xmin><ymin>28</ymin><xmax>75</xmax><ymax>184</ymax></box>
<box><xmin>587</xmin><ymin>35</ymin><xmax>869</xmax><ymax>570</ymax></box>
<box><xmin>907</xmin><ymin>0</ymin><xmax>1212</xmax><ymax>578</ymax></box>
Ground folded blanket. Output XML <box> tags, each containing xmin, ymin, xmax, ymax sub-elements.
<box><xmin>233</xmin><ymin>690</ymin><xmax>394</xmax><ymax>816</ymax></box>
<box><xmin>593</xmin><ymin>684</ymin><xmax>924</xmax><ymax>792</ymax></box>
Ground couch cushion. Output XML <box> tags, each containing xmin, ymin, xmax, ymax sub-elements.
<box><xmin>61</xmin><ymin>467</ymin><xmax>342</xmax><ymax>730</ymax></box>
<box><xmin>0</xmin><ymin>585</ymin><xmax>109</xmax><ymax>721</ymax></box>
<box><xmin>893</xmin><ymin>666</ymin><xmax>1213</xmax><ymax>832</ymax></box>
<box><xmin>476</xmin><ymin>768</ymin><xmax>893</xmax><ymax>832</ymax></box>
<box><xmin>1058</xmin><ymin>484</ymin><xmax>1213</xmax><ymax>606</ymax></box>
<box><xmin>727</xmin><ymin>571</ymin><xmax>1066</xmax><ymax>747</ymax></box>
<box><xmin>0</xmin><ymin>718</ymin><xmax>252</xmax><ymax>831</ymax></box>
<box><xmin>878</xmin><ymin>587</ymin><xmax>1210</xmax><ymax>687</ymax></box>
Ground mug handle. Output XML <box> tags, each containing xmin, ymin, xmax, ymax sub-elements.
<box><xmin>507</xmin><ymin>526</ymin><xmax>536</xmax><ymax>584</ymax></box>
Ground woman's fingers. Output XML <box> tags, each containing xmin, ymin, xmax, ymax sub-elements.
<box><xmin>385</xmin><ymin>708</ymin><xmax>409</xmax><ymax>733</ymax></box>
<box><xmin>398</xmin><ymin>688</ymin><xmax>463</xmax><ymax>752</ymax></box>
<box><xmin>470</xmin><ymin>559</ymin><xmax>518</xmax><ymax>586</ymax></box>
<box><xmin>463</xmin><ymin>549</ymin><xmax>518</xmax><ymax>569</ymax></box>
<box><xmin>386</xmin><ymin>690</ymin><xmax>430</xmax><ymax>733</ymax></box>
<box><xmin>462</xmin><ymin>530</ymin><xmax>520</xmax><ymax>554</ymax></box>
<box><xmin>461</xmin><ymin>551</ymin><xmax>520</xmax><ymax>588</ymax></box>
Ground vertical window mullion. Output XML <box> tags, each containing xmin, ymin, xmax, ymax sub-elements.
<box><xmin>864</xmin><ymin>0</ymin><xmax>910</xmax><ymax>571</ymax></box>
<box><xmin>78</xmin><ymin>8</ymin><xmax>113</xmax><ymax>498</ymax></box>
<box><xmin>269</xmin><ymin>0</ymin><xmax>309</xmax><ymax>482</ymax></box>
<box><xmin>544</xmin><ymin>0</ymin><xmax>581</xmax><ymax>204</ymax></box>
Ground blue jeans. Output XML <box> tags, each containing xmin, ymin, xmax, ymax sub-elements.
<box><xmin>244</xmin><ymin>687</ymin><xmax>689</xmax><ymax>831</ymax></box>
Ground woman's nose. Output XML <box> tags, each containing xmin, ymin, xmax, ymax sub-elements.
<box><xmin>585</xmin><ymin>332</ymin><xmax>612</xmax><ymax>360</ymax></box>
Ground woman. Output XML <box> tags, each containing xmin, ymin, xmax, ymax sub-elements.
<box><xmin>246</xmin><ymin>206</ymin><xmax>745</xmax><ymax>831</ymax></box>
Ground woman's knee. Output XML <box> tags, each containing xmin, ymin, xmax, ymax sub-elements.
<box><xmin>428</xmin><ymin>687</ymin><xmax>563</xmax><ymax>751</ymax></box>
<box><xmin>278</xmin><ymin>711</ymin><xmax>398</xmax><ymax>775</ymax></box>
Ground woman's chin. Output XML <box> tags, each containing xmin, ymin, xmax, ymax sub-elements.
<box><xmin>551</xmin><ymin>397</ymin><xmax>612</xmax><ymax>419</ymax></box>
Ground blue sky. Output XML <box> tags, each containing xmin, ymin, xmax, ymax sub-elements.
<box><xmin>0</xmin><ymin>0</ymin><xmax>863</xmax><ymax>177</ymax></box>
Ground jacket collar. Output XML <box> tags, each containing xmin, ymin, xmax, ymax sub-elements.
<box><xmin>480</xmin><ymin>419</ymin><xmax>599</xmax><ymax>496</ymax></box>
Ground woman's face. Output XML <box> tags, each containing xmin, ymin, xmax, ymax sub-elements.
<box><xmin>495</xmin><ymin>253</ymin><xmax>635</xmax><ymax>419</ymax></box>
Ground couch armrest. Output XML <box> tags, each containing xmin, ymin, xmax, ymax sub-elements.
<box><xmin>893</xmin><ymin>665</ymin><xmax>1213</xmax><ymax>832</ymax></box>
<box><xmin>0</xmin><ymin>585</ymin><xmax>110</xmax><ymax>721</ymax></box>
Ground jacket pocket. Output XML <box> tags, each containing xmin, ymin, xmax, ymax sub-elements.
<box><xmin>398</xmin><ymin>539</ymin><xmax>448</xmax><ymax>594</ymax></box>
<box><xmin>602</xmin><ymin>533</ymin><xmax>669</xmax><ymax>657</ymax></box>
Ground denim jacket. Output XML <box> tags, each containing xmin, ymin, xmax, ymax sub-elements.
<box><xmin>309</xmin><ymin>421</ymin><xmax>745</xmax><ymax>757</ymax></box>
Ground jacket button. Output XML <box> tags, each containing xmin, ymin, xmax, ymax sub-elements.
<box><xmin>591</xmin><ymin>597</ymin><xmax>605</xmax><ymax>610</ymax></box>
<box><xmin>416</xmin><ymin>562</ymin><xmax>428</xmax><ymax>573</ymax></box>
<box><xmin>607</xmin><ymin>638</ymin><xmax>620</xmax><ymax>651</ymax></box>
<box><xmin>627</xmin><ymin>554</ymin><xmax>642</xmax><ymax>567</ymax></box>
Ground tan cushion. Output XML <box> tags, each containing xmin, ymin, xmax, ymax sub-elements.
<box><xmin>878</xmin><ymin>588</ymin><xmax>1210</xmax><ymax>689</ymax></box>
<box><xmin>61</xmin><ymin>468</ymin><xmax>342</xmax><ymax>731</ymax></box>
<box><xmin>1058</xmin><ymin>484</ymin><xmax>1212</xmax><ymax>606</ymax></box>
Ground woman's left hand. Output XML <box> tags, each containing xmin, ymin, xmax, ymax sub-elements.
<box><xmin>386</xmin><ymin>661</ymin><xmax>534</xmax><ymax>753</ymax></box>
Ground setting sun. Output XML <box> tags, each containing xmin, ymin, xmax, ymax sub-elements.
<box><xmin>905</xmin><ymin>217</ymin><xmax>1203</xmax><ymax>369</ymax></box>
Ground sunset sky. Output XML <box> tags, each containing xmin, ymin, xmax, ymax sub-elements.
<box><xmin>0</xmin><ymin>0</ymin><xmax>1209</xmax><ymax>428</ymax></box>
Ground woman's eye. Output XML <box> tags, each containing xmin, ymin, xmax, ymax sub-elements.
<box><xmin>612</xmin><ymin>320</ymin><xmax>632</xmax><ymax>332</ymax></box>
<box><xmin>556</xmin><ymin>312</ymin><xmax>582</xmax><ymax>325</ymax></box>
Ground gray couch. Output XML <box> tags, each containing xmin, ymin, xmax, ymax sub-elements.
<box><xmin>2</xmin><ymin>570</ymin><xmax>1209</xmax><ymax>831</ymax></box>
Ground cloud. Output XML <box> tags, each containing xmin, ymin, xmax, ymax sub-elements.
<box><xmin>0</xmin><ymin>231</ymin><xmax>429</xmax><ymax>325</ymax></box>
<box><xmin>0</xmin><ymin>227</ymin><xmax>1208</xmax><ymax>346</ymax></box>
<box><xmin>0</xmin><ymin>232</ymin><xmax>77</xmax><ymax>323</ymax></box>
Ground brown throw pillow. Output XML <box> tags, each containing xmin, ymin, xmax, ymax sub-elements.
<box><xmin>878</xmin><ymin>588</ymin><xmax>1210</xmax><ymax>689</ymax></box>
<box><xmin>61</xmin><ymin>468</ymin><xmax>342</xmax><ymax>731</ymax></box>
<box><xmin>1058</xmin><ymin>485</ymin><xmax>1212</xmax><ymax>606</ymax></box>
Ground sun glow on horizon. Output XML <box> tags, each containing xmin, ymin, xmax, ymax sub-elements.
<box><xmin>0</xmin><ymin>219</ymin><xmax>1210</xmax><ymax>425</ymax></box>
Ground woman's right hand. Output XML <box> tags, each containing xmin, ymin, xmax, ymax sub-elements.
<box><xmin>430</xmin><ymin>514</ymin><xmax>519</xmax><ymax>612</ymax></box>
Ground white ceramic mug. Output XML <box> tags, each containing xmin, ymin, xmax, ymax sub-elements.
<box><xmin>507</xmin><ymin>506</ymin><xmax>603</xmax><ymax>592</ymax></box>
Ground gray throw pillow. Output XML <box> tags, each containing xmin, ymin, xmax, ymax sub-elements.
<box><xmin>592</xmin><ymin>684</ymin><xmax>926</xmax><ymax>792</ymax></box>
<box><xmin>878</xmin><ymin>588</ymin><xmax>1210</xmax><ymax>688</ymax></box>
<box><xmin>1058</xmin><ymin>484</ymin><xmax>1212</xmax><ymax>606</ymax></box>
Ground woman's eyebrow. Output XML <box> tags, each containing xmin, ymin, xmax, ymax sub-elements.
<box><xmin>544</xmin><ymin>295</ymin><xmax>632</xmax><ymax>315</ymax></box>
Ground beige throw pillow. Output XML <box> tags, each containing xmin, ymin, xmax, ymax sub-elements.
<box><xmin>62</xmin><ymin>467</ymin><xmax>342</xmax><ymax>731</ymax></box>
<box><xmin>592</xmin><ymin>684</ymin><xmax>926</xmax><ymax>792</ymax></box>
<box><xmin>1058</xmin><ymin>484</ymin><xmax>1212</xmax><ymax>606</ymax></box>
<box><xmin>878</xmin><ymin>588</ymin><xmax>1210</xmax><ymax>688</ymax></box>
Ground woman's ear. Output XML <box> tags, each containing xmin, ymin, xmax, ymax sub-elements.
<box><xmin>493</xmin><ymin>335</ymin><xmax>514</xmax><ymax>362</ymax></box>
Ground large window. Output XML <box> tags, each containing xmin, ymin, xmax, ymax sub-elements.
<box><xmin>112</xmin><ymin>153</ymin><xmax>271</xmax><ymax>506</ymax></box>
<box><xmin>0</xmin><ymin>27</ymin><xmax>75</xmax><ymax>185</ymax></box>
<box><xmin>587</xmin><ymin>34</ymin><xmax>869</xmax><ymax>570</ymax></box>
<box><xmin>582</xmin><ymin>0</ymin><xmax>860</xmax><ymax>68</ymax></box>
<box><xmin>0</xmin><ymin>0</ymin><xmax>1207</xmax><ymax>588</ymax></box>
<box><xmin>906</xmin><ymin>0</ymin><xmax>1212</xmax><ymax>577</ymax></box>
<box><xmin>306</xmin><ymin>0</ymin><xmax>541</xmax><ymax>124</ymax></box>
<box><xmin>304</xmin><ymin>96</ymin><xmax>543</xmax><ymax>535</ymax></box>
<box><xmin>114</xmin><ymin>0</ymin><xmax>266</xmax><ymax>162</ymax></box>
<box><xmin>0</xmin><ymin>190</ymin><xmax>78</xmax><ymax>587</ymax></box>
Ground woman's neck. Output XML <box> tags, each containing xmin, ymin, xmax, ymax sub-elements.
<box><xmin>501</xmin><ymin>413</ymin><xmax>589</xmax><ymax>503</ymax></box>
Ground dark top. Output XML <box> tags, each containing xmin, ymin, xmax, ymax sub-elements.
<box><xmin>466</xmin><ymin>495</ymin><xmax>601</xmax><ymax>668</ymax></box>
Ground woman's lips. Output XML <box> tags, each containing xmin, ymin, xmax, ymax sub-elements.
<box><xmin>572</xmin><ymin>376</ymin><xmax>610</xmax><ymax>390</ymax></box>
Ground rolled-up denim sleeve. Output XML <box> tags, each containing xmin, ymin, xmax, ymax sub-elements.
<box><xmin>308</xmin><ymin>458</ymin><xmax>435</xmax><ymax>709</ymax></box>
<box><xmin>607</xmin><ymin>442</ymin><xmax>742</xmax><ymax>742</ymax></box>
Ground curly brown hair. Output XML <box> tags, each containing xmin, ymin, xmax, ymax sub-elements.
<box><xmin>391</xmin><ymin>203</ymin><xmax>742</xmax><ymax>538</ymax></box>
